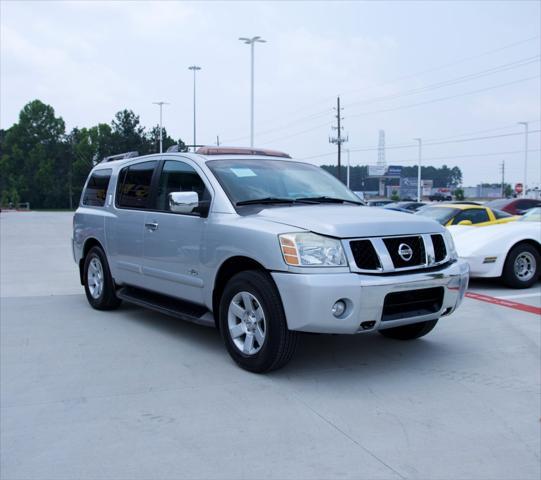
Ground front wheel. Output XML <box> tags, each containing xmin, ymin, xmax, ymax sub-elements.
<box><xmin>501</xmin><ymin>243</ymin><xmax>540</xmax><ymax>289</ymax></box>
<box><xmin>219</xmin><ymin>270</ymin><xmax>298</xmax><ymax>373</ymax></box>
<box><xmin>379</xmin><ymin>319</ymin><xmax>438</xmax><ymax>340</ymax></box>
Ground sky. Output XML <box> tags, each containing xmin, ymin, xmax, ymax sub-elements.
<box><xmin>1</xmin><ymin>0</ymin><xmax>540</xmax><ymax>188</ymax></box>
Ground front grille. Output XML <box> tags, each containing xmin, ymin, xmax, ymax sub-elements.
<box><xmin>431</xmin><ymin>234</ymin><xmax>447</xmax><ymax>262</ymax></box>
<box><xmin>382</xmin><ymin>287</ymin><xmax>444</xmax><ymax>321</ymax></box>
<box><xmin>350</xmin><ymin>240</ymin><xmax>381</xmax><ymax>270</ymax></box>
<box><xmin>382</xmin><ymin>236</ymin><xmax>426</xmax><ymax>269</ymax></box>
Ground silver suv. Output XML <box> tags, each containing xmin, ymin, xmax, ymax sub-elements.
<box><xmin>73</xmin><ymin>146</ymin><xmax>469</xmax><ymax>372</ymax></box>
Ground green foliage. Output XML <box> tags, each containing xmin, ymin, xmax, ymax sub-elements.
<box><xmin>390</xmin><ymin>190</ymin><xmax>400</xmax><ymax>201</ymax></box>
<box><xmin>1</xmin><ymin>100</ymin><xmax>189</xmax><ymax>209</ymax></box>
<box><xmin>453</xmin><ymin>188</ymin><xmax>465</xmax><ymax>200</ymax></box>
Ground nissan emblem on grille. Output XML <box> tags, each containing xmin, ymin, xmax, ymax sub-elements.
<box><xmin>398</xmin><ymin>243</ymin><xmax>413</xmax><ymax>262</ymax></box>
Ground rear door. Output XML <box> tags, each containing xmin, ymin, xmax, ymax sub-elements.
<box><xmin>142</xmin><ymin>159</ymin><xmax>213</xmax><ymax>304</ymax></box>
<box><xmin>107</xmin><ymin>160</ymin><xmax>159</xmax><ymax>287</ymax></box>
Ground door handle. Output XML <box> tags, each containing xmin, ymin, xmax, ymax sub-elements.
<box><xmin>145</xmin><ymin>221</ymin><xmax>159</xmax><ymax>231</ymax></box>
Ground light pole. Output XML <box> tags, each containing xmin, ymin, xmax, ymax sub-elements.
<box><xmin>414</xmin><ymin>138</ymin><xmax>422</xmax><ymax>201</ymax></box>
<box><xmin>152</xmin><ymin>101</ymin><xmax>169</xmax><ymax>153</ymax></box>
<box><xmin>518</xmin><ymin>121</ymin><xmax>529</xmax><ymax>197</ymax></box>
<box><xmin>188</xmin><ymin>65</ymin><xmax>201</xmax><ymax>151</ymax></box>
<box><xmin>346</xmin><ymin>148</ymin><xmax>351</xmax><ymax>188</ymax></box>
<box><xmin>239</xmin><ymin>36</ymin><xmax>266</xmax><ymax>147</ymax></box>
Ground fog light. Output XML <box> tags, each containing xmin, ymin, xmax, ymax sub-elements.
<box><xmin>332</xmin><ymin>300</ymin><xmax>346</xmax><ymax>317</ymax></box>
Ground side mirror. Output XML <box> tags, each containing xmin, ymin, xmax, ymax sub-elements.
<box><xmin>457</xmin><ymin>220</ymin><xmax>473</xmax><ymax>226</ymax></box>
<box><xmin>169</xmin><ymin>191</ymin><xmax>199</xmax><ymax>214</ymax></box>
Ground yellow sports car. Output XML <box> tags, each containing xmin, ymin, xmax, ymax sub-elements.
<box><xmin>416</xmin><ymin>203</ymin><xmax>519</xmax><ymax>226</ymax></box>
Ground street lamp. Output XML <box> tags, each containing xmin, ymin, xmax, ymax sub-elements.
<box><xmin>239</xmin><ymin>36</ymin><xmax>266</xmax><ymax>147</ymax></box>
<box><xmin>152</xmin><ymin>101</ymin><xmax>169</xmax><ymax>153</ymax></box>
<box><xmin>518</xmin><ymin>121</ymin><xmax>529</xmax><ymax>197</ymax></box>
<box><xmin>188</xmin><ymin>65</ymin><xmax>202</xmax><ymax>152</ymax></box>
<box><xmin>413</xmin><ymin>138</ymin><xmax>422</xmax><ymax>202</ymax></box>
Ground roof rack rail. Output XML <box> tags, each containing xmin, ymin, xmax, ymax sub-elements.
<box><xmin>195</xmin><ymin>146</ymin><xmax>291</xmax><ymax>158</ymax></box>
<box><xmin>101</xmin><ymin>151</ymin><xmax>139</xmax><ymax>163</ymax></box>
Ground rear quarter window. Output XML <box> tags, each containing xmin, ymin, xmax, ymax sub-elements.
<box><xmin>82</xmin><ymin>169</ymin><xmax>112</xmax><ymax>207</ymax></box>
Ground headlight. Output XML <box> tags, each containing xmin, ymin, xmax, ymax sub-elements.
<box><xmin>279</xmin><ymin>233</ymin><xmax>347</xmax><ymax>267</ymax></box>
<box><xmin>443</xmin><ymin>230</ymin><xmax>458</xmax><ymax>260</ymax></box>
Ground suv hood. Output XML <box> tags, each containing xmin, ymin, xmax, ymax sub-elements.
<box><xmin>256</xmin><ymin>205</ymin><xmax>443</xmax><ymax>238</ymax></box>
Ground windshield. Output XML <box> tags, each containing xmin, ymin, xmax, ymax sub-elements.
<box><xmin>207</xmin><ymin>159</ymin><xmax>361</xmax><ymax>206</ymax></box>
<box><xmin>519</xmin><ymin>207</ymin><xmax>541</xmax><ymax>222</ymax></box>
<box><xmin>415</xmin><ymin>206</ymin><xmax>459</xmax><ymax>225</ymax></box>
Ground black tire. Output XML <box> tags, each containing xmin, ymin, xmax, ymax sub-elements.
<box><xmin>379</xmin><ymin>319</ymin><xmax>438</xmax><ymax>340</ymax></box>
<box><xmin>501</xmin><ymin>243</ymin><xmax>540</xmax><ymax>289</ymax></box>
<box><xmin>219</xmin><ymin>270</ymin><xmax>298</xmax><ymax>373</ymax></box>
<box><xmin>83</xmin><ymin>246</ymin><xmax>121</xmax><ymax>310</ymax></box>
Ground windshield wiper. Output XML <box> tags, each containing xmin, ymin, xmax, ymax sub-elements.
<box><xmin>295</xmin><ymin>196</ymin><xmax>364</xmax><ymax>205</ymax></box>
<box><xmin>236</xmin><ymin>197</ymin><xmax>299</xmax><ymax>206</ymax></box>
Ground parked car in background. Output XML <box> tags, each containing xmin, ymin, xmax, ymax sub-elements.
<box><xmin>428</xmin><ymin>192</ymin><xmax>453</xmax><ymax>202</ymax></box>
<box><xmin>449</xmin><ymin>208</ymin><xmax>541</xmax><ymax>288</ymax></box>
<box><xmin>485</xmin><ymin>198</ymin><xmax>541</xmax><ymax>215</ymax></box>
<box><xmin>416</xmin><ymin>203</ymin><xmax>518</xmax><ymax>226</ymax></box>
<box><xmin>386</xmin><ymin>201</ymin><xmax>426</xmax><ymax>212</ymax></box>
<box><xmin>73</xmin><ymin>146</ymin><xmax>469</xmax><ymax>372</ymax></box>
<box><xmin>382</xmin><ymin>204</ymin><xmax>413</xmax><ymax>214</ymax></box>
<box><xmin>366</xmin><ymin>199</ymin><xmax>394</xmax><ymax>207</ymax></box>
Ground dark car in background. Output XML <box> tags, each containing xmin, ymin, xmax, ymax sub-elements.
<box><xmin>428</xmin><ymin>192</ymin><xmax>453</xmax><ymax>202</ymax></box>
<box><xmin>485</xmin><ymin>198</ymin><xmax>541</xmax><ymax>215</ymax></box>
<box><xmin>386</xmin><ymin>201</ymin><xmax>426</xmax><ymax>212</ymax></box>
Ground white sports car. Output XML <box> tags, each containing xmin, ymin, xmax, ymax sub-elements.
<box><xmin>448</xmin><ymin>208</ymin><xmax>541</xmax><ymax>288</ymax></box>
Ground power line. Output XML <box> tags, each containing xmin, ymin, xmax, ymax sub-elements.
<box><xmin>251</xmin><ymin>75</ymin><xmax>540</xmax><ymax>147</ymax></box>
<box><xmin>345</xmin><ymin>75</ymin><xmax>540</xmax><ymax>120</ymax></box>
<box><xmin>298</xmin><ymin>129</ymin><xmax>541</xmax><ymax>160</ymax></box>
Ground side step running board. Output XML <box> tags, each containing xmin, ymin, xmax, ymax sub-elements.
<box><xmin>117</xmin><ymin>286</ymin><xmax>215</xmax><ymax>328</ymax></box>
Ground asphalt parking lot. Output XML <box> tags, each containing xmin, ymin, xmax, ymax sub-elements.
<box><xmin>1</xmin><ymin>211</ymin><xmax>540</xmax><ymax>480</ymax></box>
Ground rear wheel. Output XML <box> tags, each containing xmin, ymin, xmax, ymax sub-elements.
<box><xmin>502</xmin><ymin>243</ymin><xmax>540</xmax><ymax>289</ymax></box>
<box><xmin>379</xmin><ymin>319</ymin><xmax>438</xmax><ymax>340</ymax></box>
<box><xmin>219</xmin><ymin>270</ymin><xmax>298</xmax><ymax>373</ymax></box>
<box><xmin>83</xmin><ymin>246</ymin><xmax>121</xmax><ymax>310</ymax></box>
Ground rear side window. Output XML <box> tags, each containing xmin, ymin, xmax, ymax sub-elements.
<box><xmin>453</xmin><ymin>208</ymin><xmax>490</xmax><ymax>224</ymax></box>
<box><xmin>116</xmin><ymin>161</ymin><xmax>157</xmax><ymax>209</ymax></box>
<box><xmin>82</xmin><ymin>169</ymin><xmax>112</xmax><ymax>207</ymax></box>
<box><xmin>493</xmin><ymin>209</ymin><xmax>511</xmax><ymax>219</ymax></box>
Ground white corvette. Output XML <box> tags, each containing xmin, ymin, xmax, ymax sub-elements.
<box><xmin>448</xmin><ymin>208</ymin><xmax>541</xmax><ymax>288</ymax></box>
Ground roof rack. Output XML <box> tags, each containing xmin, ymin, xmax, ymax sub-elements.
<box><xmin>101</xmin><ymin>151</ymin><xmax>139</xmax><ymax>163</ymax></box>
<box><xmin>195</xmin><ymin>146</ymin><xmax>291</xmax><ymax>158</ymax></box>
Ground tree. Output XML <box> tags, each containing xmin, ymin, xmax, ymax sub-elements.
<box><xmin>1</xmin><ymin>100</ymin><xmax>67</xmax><ymax>208</ymax></box>
<box><xmin>111</xmin><ymin>109</ymin><xmax>146</xmax><ymax>154</ymax></box>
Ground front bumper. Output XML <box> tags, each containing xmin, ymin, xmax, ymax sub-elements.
<box><xmin>272</xmin><ymin>260</ymin><xmax>469</xmax><ymax>334</ymax></box>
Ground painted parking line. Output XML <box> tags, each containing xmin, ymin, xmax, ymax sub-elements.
<box><xmin>496</xmin><ymin>292</ymin><xmax>541</xmax><ymax>300</ymax></box>
<box><xmin>465</xmin><ymin>291</ymin><xmax>541</xmax><ymax>315</ymax></box>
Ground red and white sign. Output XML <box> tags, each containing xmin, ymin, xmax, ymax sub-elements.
<box><xmin>515</xmin><ymin>183</ymin><xmax>523</xmax><ymax>194</ymax></box>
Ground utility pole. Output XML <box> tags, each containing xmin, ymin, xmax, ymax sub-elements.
<box><xmin>329</xmin><ymin>96</ymin><xmax>348</xmax><ymax>182</ymax></box>
<box><xmin>518</xmin><ymin>121</ymin><xmax>528</xmax><ymax>197</ymax></box>
<box><xmin>500</xmin><ymin>161</ymin><xmax>505</xmax><ymax>197</ymax></box>
<box><xmin>152</xmin><ymin>101</ymin><xmax>169</xmax><ymax>153</ymax></box>
<box><xmin>216</xmin><ymin>135</ymin><xmax>220</xmax><ymax>146</ymax></box>
<box><xmin>239</xmin><ymin>36</ymin><xmax>266</xmax><ymax>146</ymax></box>
<box><xmin>346</xmin><ymin>149</ymin><xmax>351</xmax><ymax>188</ymax></box>
<box><xmin>188</xmin><ymin>66</ymin><xmax>202</xmax><ymax>152</ymax></box>
<box><xmin>413</xmin><ymin>138</ymin><xmax>422</xmax><ymax>202</ymax></box>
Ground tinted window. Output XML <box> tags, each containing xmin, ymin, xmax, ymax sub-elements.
<box><xmin>453</xmin><ymin>208</ymin><xmax>490</xmax><ymax>224</ymax></box>
<box><xmin>117</xmin><ymin>161</ymin><xmax>157</xmax><ymax>209</ymax></box>
<box><xmin>416</xmin><ymin>206</ymin><xmax>459</xmax><ymax>225</ymax></box>
<box><xmin>492</xmin><ymin>209</ymin><xmax>512</xmax><ymax>219</ymax></box>
<box><xmin>155</xmin><ymin>160</ymin><xmax>210</xmax><ymax>214</ymax></box>
<box><xmin>82</xmin><ymin>169</ymin><xmax>112</xmax><ymax>207</ymax></box>
<box><xmin>516</xmin><ymin>199</ymin><xmax>541</xmax><ymax>210</ymax></box>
